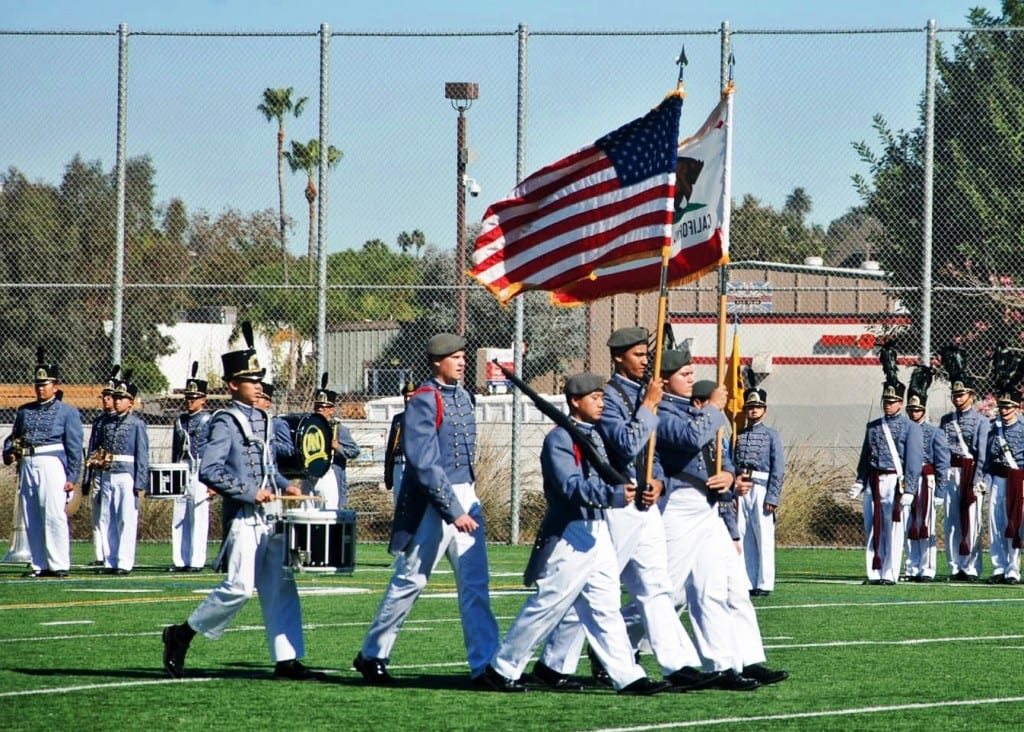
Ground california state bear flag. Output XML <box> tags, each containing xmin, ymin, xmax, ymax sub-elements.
<box><xmin>549</xmin><ymin>91</ymin><xmax>732</xmax><ymax>306</ymax></box>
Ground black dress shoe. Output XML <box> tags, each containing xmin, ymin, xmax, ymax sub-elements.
<box><xmin>472</xmin><ymin>665</ymin><xmax>528</xmax><ymax>693</ymax></box>
<box><xmin>863</xmin><ymin>579</ymin><xmax>882</xmax><ymax>586</ymax></box>
<box><xmin>113</xmin><ymin>568</ymin><xmax>131</xmax><ymax>576</ymax></box>
<box><xmin>706</xmin><ymin>669</ymin><xmax>760</xmax><ymax>691</ymax></box>
<box><xmin>665</xmin><ymin>666</ymin><xmax>720</xmax><ymax>692</ymax></box>
<box><xmin>986</xmin><ymin>574</ymin><xmax>1006</xmax><ymax>585</ymax></box>
<box><xmin>353</xmin><ymin>652</ymin><xmax>395</xmax><ymax>685</ymax></box>
<box><xmin>1006</xmin><ymin>576</ymin><xmax>1020</xmax><ymax>585</ymax></box>
<box><xmin>274</xmin><ymin>659</ymin><xmax>327</xmax><ymax>681</ymax></box>
<box><xmin>964</xmin><ymin>573</ymin><xmax>979</xmax><ymax>582</ymax></box>
<box><xmin>186</xmin><ymin>566</ymin><xmax>203</xmax><ymax>573</ymax></box>
<box><xmin>587</xmin><ymin>643</ymin><xmax>613</xmax><ymax>687</ymax></box>
<box><xmin>919</xmin><ymin>576</ymin><xmax>934</xmax><ymax>583</ymax></box>
<box><xmin>618</xmin><ymin>677</ymin><xmax>671</xmax><ymax>696</ymax></box>
<box><xmin>52</xmin><ymin>570</ymin><xmax>69</xmax><ymax>578</ymax></box>
<box><xmin>522</xmin><ymin>661</ymin><xmax>584</xmax><ymax>691</ymax></box>
<box><xmin>742</xmin><ymin>664</ymin><xmax>789</xmax><ymax>685</ymax></box>
<box><xmin>167</xmin><ymin>566</ymin><xmax>184</xmax><ymax>573</ymax></box>
<box><xmin>881</xmin><ymin>579</ymin><xmax>896</xmax><ymax>586</ymax></box>
<box><xmin>162</xmin><ymin>625</ymin><xmax>190</xmax><ymax>679</ymax></box>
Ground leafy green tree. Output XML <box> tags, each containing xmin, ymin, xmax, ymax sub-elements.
<box><xmin>853</xmin><ymin>0</ymin><xmax>1024</xmax><ymax>378</ymax></box>
<box><xmin>283</xmin><ymin>138</ymin><xmax>342</xmax><ymax>282</ymax></box>
<box><xmin>728</xmin><ymin>190</ymin><xmax>826</xmax><ymax>263</ymax></box>
<box><xmin>258</xmin><ymin>87</ymin><xmax>307</xmax><ymax>285</ymax></box>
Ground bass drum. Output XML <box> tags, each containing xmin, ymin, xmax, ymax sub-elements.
<box><xmin>275</xmin><ymin>413</ymin><xmax>334</xmax><ymax>479</ymax></box>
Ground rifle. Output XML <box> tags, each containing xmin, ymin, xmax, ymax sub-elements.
<box><xmin>492</xmin><ymin>360</ymin><xmax>628</xmax><ymax>487</ymax></box>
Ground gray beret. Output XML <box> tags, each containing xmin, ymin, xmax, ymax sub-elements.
<box><xmin>564</xmin><ymin>372</ymin><xmax>606</xmax><ymax>398</ymax></box>
<box><xmin>606</xmin><ymin>327</ymin><xmax>649</xmax><ymax>350</ymax></box>
<box><xmin>426</xmin><ymin>332</ymin><xmax>467</xmax><ymax>358</ymax></box>
<box><xmin>692</xmin><ymin>379</ymin><xmax>717</xmax><ymax>401</ymax></box>
<box><xmin>660</xmin><ymin>348</ymin><xmax>692</xmax><ymax>375</ymax></box>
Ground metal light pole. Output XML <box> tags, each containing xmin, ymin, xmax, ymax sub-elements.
<box><xmin>444</xmin><ymin>82</ymin><xmax>478</xmax><ymax>336</ymax></box>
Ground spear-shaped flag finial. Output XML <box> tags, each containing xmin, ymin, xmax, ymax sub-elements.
<box><xmin>676</xmin><ymin>43</ymin><xmax>688</xmax><ymax>92</ymax></box>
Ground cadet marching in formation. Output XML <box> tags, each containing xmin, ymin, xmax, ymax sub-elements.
<box><xmin>15</xmin><ymin>324</ymin><xmax>1024</xmax><ymax>690</ymax></box>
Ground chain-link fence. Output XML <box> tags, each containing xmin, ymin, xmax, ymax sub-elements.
<box><xmin>3</xmin><ymin>13</ymin><xmax>1024</xmax><ymax>548</ymax></box>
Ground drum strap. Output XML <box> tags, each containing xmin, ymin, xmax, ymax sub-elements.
<box><xmin>215</xmin><ymin>405</ymin><xmax>272</xmax><ymax>492</ymax></box>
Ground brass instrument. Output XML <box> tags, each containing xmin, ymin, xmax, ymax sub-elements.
<box><xmin>86</xmin><ymin>448</ymin><xmax>114</xmax><ymax>471</ymax></box>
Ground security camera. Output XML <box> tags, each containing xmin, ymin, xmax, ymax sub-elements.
<box><xmin>464</xmin><ymin>176</ymin><xmax>481</xmax><ymax>197</ymax></box>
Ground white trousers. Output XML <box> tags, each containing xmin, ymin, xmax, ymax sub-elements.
<box><xmin>308</xmin><ymin>470</ymin><xmax>339</xmax><ymax>511</ymax></box>
<box><xmin>943</xmin><ymin>466</ymin><xmax>984</xmax><ymax>577</ymax></box>
<box><xmin>540</xmin><ymin>503</ymin><xmax>700</xmax><ymax>677</ymax></box>
<box><xmin>633</xmin><ymin>489</ymin><xmax>765</xmax><ymax>672</ymax></box>
<box><xmin>737</xmin><ymin>479</ymin><xmax>776</xmax><ymax>592</ymax></box>
<box><xmin>99</xmin><ymin>472</ymin><xmax>138</xmax><ymax>571</ymax></box>
<box><xmin>988</xmin><ymin>476</ymin><xmax>1022</xmax><ymax>580</ymax></box>
<box><xmin>91</xmin><ymin>486</ymin><xmax>104</xmax><ymax>562</ymax></box>
<box><xmin>493</xmin><ymin>520</ymin><xmax>644</xmax><ymax>690</ymax></box>
<box><xmin>863</xmin><ymin>473</ymin><xmax>907</xmax><ymax>583</ymax></box>
<box><xmin>189</xmin><ymin>513</ymin><xmax>304</xmax><ymax>662</ymax></box>
<box><xmin>361</xmin><ymin>482</ymin><xmax>499</xmax><ymax>677</ymax></box>
<box><xmin>19</xmin><ymin>455</ymin><xmax>71</xmax><ymax>573</ymax></box>
<box><xmin>905</xmin><ymin>475</ymin><xmax>938</xmax><ymax>579</ymax></box>
<box><xmin>171</xmin><ymin>472</ymin><xmax>210</xmax><ymax>569</ymax></box>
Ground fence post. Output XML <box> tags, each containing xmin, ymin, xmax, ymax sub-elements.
<box><xmin>920</xmin><ymin>19</ymin><xmax>937</xmax><ymax>364</ymax></box>
<box><xmin>112</xmin><ymin>23</ymin><xmax>129</xmax><ymax>366</ymax></box>
<box><xmin>510</xmin><ymin>23</ymin><xmax>529</xmax><ymax>545</ymax></box>
<box><xmin>316</xmin><ymin>23</ymin><xmax>331</xmax><ymax>379</ymax></box>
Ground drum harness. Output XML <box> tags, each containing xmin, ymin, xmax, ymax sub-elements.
<box><xmin>214</xmin><ymin>404</ymin><xmax>278</xmax><ymax>526</ymax></box>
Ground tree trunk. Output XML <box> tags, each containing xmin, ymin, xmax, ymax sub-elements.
<box><xmin>306</xmin><ymin>177</ymin><xmax>317</xmax><ymax>283</ymax></box>
<box><xmin>277</xmin><ymin>125</ymin><xmax>289</xmax><ymax>285</ymax></box>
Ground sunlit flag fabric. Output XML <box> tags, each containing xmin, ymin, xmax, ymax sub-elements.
<box><xmin>471</xmin><ymin>94</ymin><xmax>683</xmax><ymax>305</ymax></box>
<box><xmin>725</xmin><ymin>326</ymin><xmax>746</xmax><ymax>446</ymax></box>
<box><xmin>548</xmin><ymin>91</ymin><xmax>732</xmax><ymax>306</ymax></box>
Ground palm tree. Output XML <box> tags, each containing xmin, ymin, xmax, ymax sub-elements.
<box><xmin>258</xmin><ymin>87</ymin><xmax>307</xmax><ymax>285</ymax></box>
<box><xmin>283</xmin><ymin>138</ymin><xmax>342</xmax><ymax>282</ymax></box>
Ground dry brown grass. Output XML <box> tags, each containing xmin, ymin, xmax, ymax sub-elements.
<box><xmin>776</xmin><ymin>444</ymin><xmax>862</xmax><ymax>546</ymax></box>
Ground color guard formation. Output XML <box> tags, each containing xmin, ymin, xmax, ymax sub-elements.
<box><xmin>10</xmin><ymin>326</ymin><xmax>1024</xmax><ymax>691</ymax></box>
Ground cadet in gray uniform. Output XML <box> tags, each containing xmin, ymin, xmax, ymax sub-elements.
<box><xmin>904</xmin><ymin>367</ymin><xmax>950</xmax><ymax>581</ymax></box>
<box><xmin>537</xmin><ymin>328</ymin><xmax>707</xmax><ymax>693</ymax></box>
<box><xmin>169</xmin><ymin>363</ymin><xmax>212</xmax><ymax>572</ymax></box>
<box><xmin>480</xmin><ymin>374</ymin><xmax>668</xmax><ymax>695</ymax></box>
<box><xmin>307</xmin><ymin>378</ymin><xmax>360</xmax><ymax>509</ymax></box>
<box><xmin>162</xmin><ymin>327</ymin><xmax>322</xmax><ymax>681</ymax></box>
<box><xmin>733</xmin><ymin>387</ymin><xmax>785</xmax><ymax>596</ymax></box>
<box><xmin>939</xmin><ymin>368</ymin><xmax>988</xmax><ymax>581</ymax></box>
<box><xmin>85</xmin><ymin>366</ymin><xmax>118</xmax><ymax>566</ymax></box>
<box><xmin>983</xmin><ymin>385</ymin><xmax>1024</xmax><ymax>584</ymax></box>
<box><xmin>2</xmin><ymin>348</ymin><xmax>83</xmax><ymax>578</ymax></box>
<box><xmin>355</xmin><ymin>333</ymin><xmax>499</xmax><ymax>687</ymax></box>
<box><xmin>851</xmin><ymin>378</ymin><xmax>923</xmax><ymax>585</ymax></box>
<box><xmin>95</xmin><ymin>371</ymin><xmax>149</xmax><ymax>575</ymax></box>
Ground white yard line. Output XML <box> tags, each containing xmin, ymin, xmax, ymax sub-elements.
<box><xmin>585</xmin><ymin>696</ymin><xmax>1024</xmax><ymax>731</ymax></box>
<box><xmin>0</xmin><ymin>677</ymin><xmax>218</xmax><ymax>698</ymax></box>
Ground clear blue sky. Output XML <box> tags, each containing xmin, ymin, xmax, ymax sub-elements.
<box><xmin>1</xmin><ymin>0</ymin><xmax>1002</xmax><ymax>259</ymax></box>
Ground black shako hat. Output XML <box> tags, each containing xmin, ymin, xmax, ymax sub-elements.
<box><xmin>184</xmin><ymin>361</ymin><xmax>208</xmax><ymax>397</ymax></box>
<box><xmin>221</xmin><ymin>321</ymin><xmax>266</xmax><ymax>382</ymax></box>
<box><xmin>743</xmin><ymin>388</ymin><xmax>767</xmax><ymax>407</ymax></box>
<box><xmin>33</xmin><ymin>346</ymin><xmax>59</xmax><ymax>384</ymax></box>
<box><xmin>313</xmin><ymin>373</ymin><xmax>339</xmax><ymax>407</ymax></box>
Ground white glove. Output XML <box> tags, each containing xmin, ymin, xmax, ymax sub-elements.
<box><xmin>848</xmin><ymin>482</ymin><xmax>864</xmax><ymax>500</ymax></box>
<box><xmin>900</xmin><ymin>492</ymin><xmax>914</xmax><ymax>508</ymax></box>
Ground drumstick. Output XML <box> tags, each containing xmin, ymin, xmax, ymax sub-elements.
<box><xmin>275</xmin><ymin>494</ymin><xmax>325</xmax><ymax>502</ymax></box>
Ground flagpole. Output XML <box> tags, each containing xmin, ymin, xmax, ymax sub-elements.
<box><xmin>715</xmin><ymin>56</ymin><xmax>736</xmax><ymax>472</ymax></box>
<box><xmin>641</xmin><ymin>46</ymin><xmax>688</xmax><ymax>492</ymax></box>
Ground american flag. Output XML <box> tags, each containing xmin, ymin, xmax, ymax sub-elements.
<box><xmin>546</xmin><ymin>93</ymin><xmax>732</xmax><ymax>306</ymax></box>
<box><xmin>471</xmin><ymin>94</ymin><xmax>683</xmax><ymax>305</ymax></box>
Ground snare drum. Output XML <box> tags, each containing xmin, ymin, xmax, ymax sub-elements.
<box><xmin>281</xmin><ymin>508</ymin><xmax>356</xmax><ymax>573</ymax></box>
<box><xmin>147</xmin><ymin>462</ymin><xmax>189</xmax><ymax>498</ymax></box>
